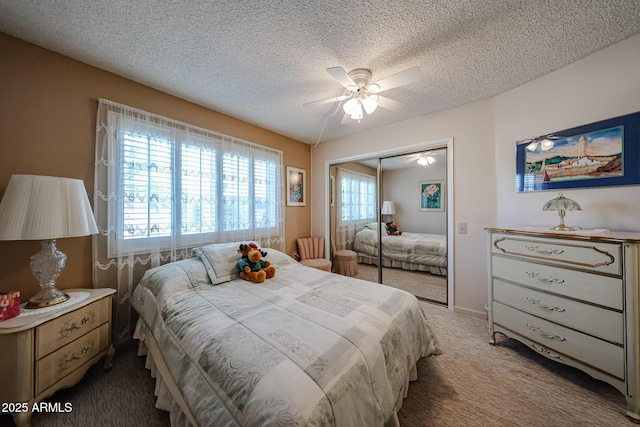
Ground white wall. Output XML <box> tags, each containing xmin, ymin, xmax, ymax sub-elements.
<box><xmin>383</xmin><ymin>162</ymin><xmax>447</xmax><ymax>234</ymax></box>
<box><xmin>495</xmin><ymin>34</ymin><xmax>640</xmax><ymax>231</ymax></box>
<box><xmin>312</xmin><ymin>99</ymin><xmax>496</xmax><ymax>317</ymax></box>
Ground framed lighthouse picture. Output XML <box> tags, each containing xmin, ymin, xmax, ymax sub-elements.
<box><xmin>515</xmin><ymin>111</ymin><xmax>640</xmax><ymax>192</ymax></box>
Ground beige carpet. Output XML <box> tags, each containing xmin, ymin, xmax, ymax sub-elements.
<box><xmin>355</xmin><ymin>263</ymin><xmax>447</xmax><ymax>303</ymax></box>
<box><xmin>399</xmin><ymin>302</ymin><xmax>632</xmax><ymax>426</ymax></box>
<box><xmin>3</xmin><ymin>302</ymin><xmax>633</xmax><ymax>426</ymax></box>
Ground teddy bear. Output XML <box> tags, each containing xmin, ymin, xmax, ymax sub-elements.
<box><xmin>386</xmin><ymin>221</ymin><xmax>403</xmax><ymax>235</ymax></box>
<box><xmin>237</xmin><ymin>243</ymin><xmax>276</xmax><ymax>283</ymax></box>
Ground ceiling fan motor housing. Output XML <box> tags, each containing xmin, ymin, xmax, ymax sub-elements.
<box><xmin>347</xmin><ymin>68</ymin><xmax>373</xmax><ymax>91</ymax></box>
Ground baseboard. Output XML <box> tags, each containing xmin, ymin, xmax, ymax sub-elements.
<box><xmin>453</xmin><ymin>305</ymin><xmax>487</xmax><ymax>320</ymax></box>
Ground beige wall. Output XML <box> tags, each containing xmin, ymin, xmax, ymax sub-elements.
<box><xmin>0</xmin><ymin>33</ymin><xmax>311</xmax><ymax>298</ymax></box>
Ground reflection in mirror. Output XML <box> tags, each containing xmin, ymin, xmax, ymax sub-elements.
<box><xmin>329</xmin><ymin>149</ymin><xmax>448</xmax><ymax>305</ymax></box>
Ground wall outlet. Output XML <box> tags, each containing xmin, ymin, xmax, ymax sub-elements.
<box><xmin>457</xmin><ymin>222</ymin><xmax>468</xmax><ymax>234</ymax></box>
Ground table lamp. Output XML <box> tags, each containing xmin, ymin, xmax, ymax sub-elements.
<box><xmin>0</xmin><ymin>175</ymin><xmax>98</xmax><ymax>308</ymax></box>
<box><xmin>542</xmin><ymin>192</ymin><xmax>581</xmax><ymax>231</ymax></box>
<box><xmin>381</xmin><ymin>200</ymin><xmax>396</xmax><ymax>223</ymax></box>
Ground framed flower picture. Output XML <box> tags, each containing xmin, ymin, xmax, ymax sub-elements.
<box><xmin>419</xmin><ymin>180</ymin><xmax>445</xmax><ymax>212</ymax></box>
<box><xmin>286</xmin><ymin>166</ymin><xmax>306</xmax><ymax>206</ymax></box>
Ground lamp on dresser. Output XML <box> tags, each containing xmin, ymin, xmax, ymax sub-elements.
<box><xmin>0</xmin><ymin>174</ymin><xmax>98</xmax><ymax>308</ymax></box>
<box><xmin>542</xmin><ymin>192</ymin><xmax>581</xmax><ymax>231</ymax></box>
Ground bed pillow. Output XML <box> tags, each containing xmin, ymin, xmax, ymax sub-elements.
<box><xmin>261</xmin><ymin>248</ymin><xmax>296</xmax><ymax>266</ymax></box>
<box><xmin>193</xmin><ymin>243</ymin><xmax>292</xmax><ymax>284</ymax></box>
<box><xmin>193</xmin><ymin>242</ymin><xmax>242</xmax><ymax>285</ymax></box>
<box><xmin>365</xmin><ymin>222</ymin><xmax>388</xmax><ymax>231</ymax></box>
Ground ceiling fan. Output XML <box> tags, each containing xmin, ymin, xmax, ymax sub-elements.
<box><xmin>304</xmin><ymin>66</ymin><xmax>422</xmax><ymax>123</ymax></box>
<box><xmin>404</xmin><ymin>152</ymin><xmax>437</xmax><ymax>167</ymax></box>
<box><xmin>520</xmin><ymin>134</ymin><xmax>560</xmax><ymax>152</ymax></box>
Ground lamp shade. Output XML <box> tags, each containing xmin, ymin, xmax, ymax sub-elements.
<box><xmin>542</xmin><ymin>192</ymin><xmax>582</xmax><ymax>212</ymax></box>
<box><xmin>0</xmin><ymin>174</ymin><xmax>98</xmax><ymax>240</ymax></box>
<box><xmin>381</xmin><ymin>201</ymin><xmax>396</xmax><ymax>215</ymax></box>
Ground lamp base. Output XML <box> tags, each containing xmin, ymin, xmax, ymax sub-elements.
<box><xmin>26</xmin><ymin>239</ymin><xmax>70</xmax><ymax>309</ymax></box>
<box><xmin>550</xmin><ymin>224</ymin><xmax>578</xmax><ymax>231</ymax></box>
<box><xmin>26</xmin><ymin>289</ymin><xmax>70</xmax><ymax>309</ymax></box>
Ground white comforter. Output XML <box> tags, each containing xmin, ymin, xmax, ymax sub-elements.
<box><xmin>132</xmin><ymin>250</ymin><xmax>439</xmax><ymax>427</ymax></box>
<box><xmin>353</xmin><ymin>229</ymin><xmax>447</xmax><ymax>267</ymax></box>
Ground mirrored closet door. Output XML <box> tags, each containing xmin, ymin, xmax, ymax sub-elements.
<box><xmin>329</xmin><ymin>147</ymin><xmax>448</xmax><ymax>305</ymax></box>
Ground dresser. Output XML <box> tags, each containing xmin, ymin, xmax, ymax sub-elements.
<box><xmin>0</xmin><ymin>288</ymin><xmax>116</xmax><ymax>427</ymax></box>
<box><xmin>486</xmin><ymin>227</ymin><xmax>640</xmax><ymax>421</ymax></box>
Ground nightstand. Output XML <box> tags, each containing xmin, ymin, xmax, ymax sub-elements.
<box><xmin>0</xmin><ymin>288</ymin><xmax>116</xmax><ymax>427</ymax></box>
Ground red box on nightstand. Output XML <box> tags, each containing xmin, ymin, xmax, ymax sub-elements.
<box><xmin>0</xmin><ymin>291</ymin><xmax>20</xmax><ymax>321</ymax></box>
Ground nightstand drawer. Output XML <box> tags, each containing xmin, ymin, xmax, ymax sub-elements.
<box><xmin>492</xmin><ymin>256</ymin><xmax>623</xmax><ymax>310</ymax></box>
<box><xmin>493</xmin><ymin>279</ymin><xmax>624</xmax><ymax>343</ymax></box>
<box><xmin>35</xmin><ymin>322</ymin><xmax>110</xmax><ymax>395</ymax></box>
<box><xmin>492</xmin><ymin>234</ymin><xmax>621</xmax><ymax>275</ymax></box>
<box><xmin>36</xmin><ymin>297</ymin><xmax>110</xmax><ymax>359</ymax></box>
<box><xmin>493</xmin><ymin>302</ymin><xmax>624</xmax><ymax>379</ymax></box>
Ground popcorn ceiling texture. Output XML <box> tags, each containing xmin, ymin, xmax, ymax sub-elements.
<box><xmin>1</xmin><ymin>1</ymin><xmax>639</xmax><ymax>144</ymax></box>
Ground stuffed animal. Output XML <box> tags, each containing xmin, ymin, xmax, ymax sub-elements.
<box><xmin>237</xmin><ymin>243</ymin><xmax>276</xmax><ymax>283</ymax></box>
<box><xmin>386</xmin><ymin>221</ymin><xmax>403</xmax><ymax>235</ymax></box>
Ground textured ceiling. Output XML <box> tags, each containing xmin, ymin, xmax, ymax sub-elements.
<box><xmin>1</xmin><ymin>1</ymin><xmax>639</xmax><ymax>144</ymax></box>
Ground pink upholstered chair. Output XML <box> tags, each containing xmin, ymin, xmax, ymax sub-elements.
<box><xmin>296</xmin><ymin>237</ymin><xmax>332</xmax><ymax>272</ymax></box>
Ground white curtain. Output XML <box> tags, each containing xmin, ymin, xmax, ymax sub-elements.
<box><xmin>336</xmin><ymin>167</ymin><xmax>376</xmax><ymax>250</ymax></box>
<box><xmin>93</xmin><ymin>99</ymin><xmax>284</xmax><ymax>343</ymax></box>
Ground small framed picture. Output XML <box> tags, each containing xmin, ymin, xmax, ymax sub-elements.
<box><xmin>287</xmin><ymin>166</ymin><xmax>306</xmax><ymax>206</ymax></box>
<box><xmin>419</xmin><ymin>180</ymin><xmax>445</xmax><ymax>212</ymax></box>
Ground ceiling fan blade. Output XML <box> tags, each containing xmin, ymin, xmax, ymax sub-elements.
<box><xmin>303</xmin><ymin>95</ymin><xmax>349</xmax><ymax>107</ymax></box>
<box><xmin>372</xmin><ymin>66</ymin><xmax>422</xmax><ymax>92</ymax></box>
<box><xmin>327</xmin><ymin>67</ymin><xmax>358</xmax><ymax>90</ymax></box>
<box><xmin>376</xmin><ymin>95</ymin><xmax>405</xmax><ymax>111</ymax></box>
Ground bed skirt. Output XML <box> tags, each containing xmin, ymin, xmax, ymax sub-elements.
<box><xmin>357</xmin><ymin>253</ymin><xmax>447</xmax><ymax>276</ymax></box>
<box><xmin>134</xmin><ymin>318</ymin><xmax>417</xmax><ymax>427</ymax></box>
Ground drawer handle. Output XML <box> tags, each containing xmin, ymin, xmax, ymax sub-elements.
<box><xmin>525</xmin><ymin>244</ymin><xmax>564</xmax><ymax>255</ymax></box>
<box><xmin>527</xmin><ymin>323</ymin><xmax>566</xmax><ymax>341</ymax></box>
<box><xmin>525</xmin><ymin>271</ymin><xmax>565</xmax><ymax>284</ymax></box>
<box><xmin>59</xmin><ymin>312</ymin><xmax>95</xmax><ymax>338</ymax></box>
<box><xmin>531</xmin><ymin>343</ymin><xmax>563</xmax><ymax>360</ymax></box>
<box><xmin>58</xmin><ymin>341</ymin><xmax>95</xmax><ymax>371</ymax></box>
<box><xmin>526</xmin><ymin>297</ymin><xmax>566</xmax><ymax>312</ymax></box>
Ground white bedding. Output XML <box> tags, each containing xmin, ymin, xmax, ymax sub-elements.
<box><xmin>131</xmin><ymin>246</ymin><xmax>440</xmax><ymax>427</ymax></box>
<box><xmin>352</xmin><ymin>228</ymin><xmax>447</xmax><ymax>274</ymax></box>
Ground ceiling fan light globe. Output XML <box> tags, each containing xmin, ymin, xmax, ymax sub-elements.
<box><xmin>362</xmin><ymin>95</ymin><xmax>378</xmax><ymax>114</ymax></box>
<box><xmin>417</xmin><ymin>157</ymin><xmax>429</xmax><ymax>166</ymax></box>
<box><xmin>540</xmin><ymin>139</ymin><xmax>555</xmax><ymax>150</ymax></box>
<box><xmin>368</xmin><ymin>83</ymin><xmax>381</xmax><ymax>93</ymax></box>
<box><xmin>350</xmin><ymin>104</ymin><xmax>364</xmax><ymax>120</ymax></box>
<box><xmin>343</xmin><ymin>98</ymin><xmax>359</xmax><ymax>115</ymax></box>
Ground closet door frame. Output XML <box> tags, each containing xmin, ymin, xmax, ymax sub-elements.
<box><xmin>324</xmin><ymin>137</ymin><xmax>454</xmax><ymax>310</ymax></box>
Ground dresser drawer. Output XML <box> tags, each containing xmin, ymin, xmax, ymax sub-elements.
<box><xmin>492</xmin><ymin>256</ymin><xmax>623</xmax><ymax>310</ymax></box>
<box><xmin>492</xmin><ymin>234</ymin><xmax>621</xmax><ymax>275</ymax></box>
<box><xmin>493</xmin><ymin>302</ymin><xmax>624</xmax><ymax>379</ymax></box>
<box><xmin>493</xmin><ymin>279</ymin><xmax>623</xmax><ymax>344</ymax></box>
<box><xmin>36</xmin><ymin>297</ymin><xmax>110</xmax><ymax>359</ymax></box>
<box><xmin>35</xmin><ymin>322</ymin><xmax>110</xmax><ymax>395</ymax></box>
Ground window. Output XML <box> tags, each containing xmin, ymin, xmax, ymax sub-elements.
<box><xmin>100</xmin><ymin>103</ymin><xmax>283</xmax><ymax>255</ymax></box>
<box><xmin>338</xmin><ymin>168</ymin><xmax>376</xmax><ymax>223</ymax></box>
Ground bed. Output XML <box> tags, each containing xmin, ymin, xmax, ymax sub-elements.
<box><xmin>131</xmin><ymin>242</ymin><xmax>440</xmax><ymax>427</ymax></box>
<box><xmin>352</xmin><ymin>223</ymin><xmax>447</xmax><ymax>276</ymax></box>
